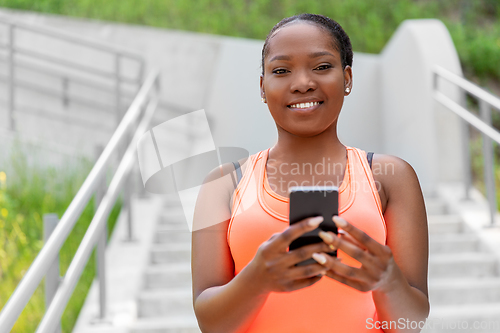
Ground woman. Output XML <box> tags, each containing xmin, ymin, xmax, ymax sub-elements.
<box><xmin>192</xmin><ymin>13</ymin><xmax>429</xmax><ymax>333</ymax></box>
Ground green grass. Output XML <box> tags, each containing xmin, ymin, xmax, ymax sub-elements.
<box><xmin>0</xmin><ymin>142</ymin><xmax>122</xmax><ymax>333</ymax></box>
<box><xmin>0</xmin><ymin>0</ymin><xmax>500</xmax><ymax>83</ymax></box>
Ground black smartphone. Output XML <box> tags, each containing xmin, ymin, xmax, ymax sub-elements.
<box><xmin>289</xmin><ymin>186</ymin><xmax>339</xmax><ymax>266</ymax></box>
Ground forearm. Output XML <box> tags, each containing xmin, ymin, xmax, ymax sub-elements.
<box><xmin>194</xmin><ymin>264</ymin><xmax>269</xmax><ymax>333</ymax></box>
<box><xmin>372</xmin><ymin>268</ymin><xmax>429</xmax><ymax>333</ymax></box>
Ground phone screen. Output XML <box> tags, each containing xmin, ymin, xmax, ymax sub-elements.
<box><xmin>289</xmin><ymin>186</ymin><xmax>339</xmax><ymax>265</ymax></box>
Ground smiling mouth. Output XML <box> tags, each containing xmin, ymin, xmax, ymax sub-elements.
<box><xmin>287</xmin><ymin>101</ymin><xmax>323</xmax><ymax>109</ymax></box>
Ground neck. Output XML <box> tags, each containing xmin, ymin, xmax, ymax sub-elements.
<box><xmin>270</xmin><ymin>125</ymin><xmax>346</xmax><ymax>163</ymax></box>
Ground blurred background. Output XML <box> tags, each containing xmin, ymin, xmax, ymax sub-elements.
<box><xmin>0</xmin><ymin>1</ymin><xmax>499</xmax><ymax>332</ymax></box>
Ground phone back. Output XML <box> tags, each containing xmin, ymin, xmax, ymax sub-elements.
<box><xmin>289</xmin><ymin>187</ymin><xmax>338</xmax><ymax>260</ymax></box>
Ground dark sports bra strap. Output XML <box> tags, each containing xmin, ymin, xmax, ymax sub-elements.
<box><xmin>232</xmin><ymin>161</ymin><xmax>242</xmax><ymax>185</ymax></box>
<box><xmin>367</xmin><ymin>152</ymin><xmax>374</xmax><ymax>170</ymax></box>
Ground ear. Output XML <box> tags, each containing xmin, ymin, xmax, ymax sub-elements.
<box><xmin>260</xmin><ymin>75</ymin><xmax>265</xmax><ymax>98</ymax></box>
<box><xmin>343</xmin><ymin>65</ymin><xmax>353</xmax><ymax>95</ymax></box>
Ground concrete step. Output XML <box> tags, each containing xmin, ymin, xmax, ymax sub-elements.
<box><xmin>130</xmin><ymin>316</ymin><xmax>201</xmax><ymax>333</ymax></box>
<box><xmin>150</xmin><ymin>243</ymin><xmax>191</xmax><ymax>265</ymax></box>
<box><xmin>429</xmin><ymin>233</ymin><xmax>479</xmax><ymax>253</ymax></box>
<box><xmin>155</xmin><ymin>226</ymin><xmax>192</xmax><ymax>244</ymax></box>
<box><xmin>423</xmin><ymin>303</ymin><xmax>500</xmax><ymax>333</ymax></box>
<box><xmin>428</xmin><ymin>215</ymin><xmax>464</xmax><ymax>234</ymax></box>
<box><xmin>158</xmin><ymin>210</ymin><xmax>188</xmax><ymax>225</ymax></box>
<box><xmin>144</xmin><ymin>263</ymin><xmax>192</xmax><ymax>289</ymax></box>
<box><xmin>425</xmin><ymin>198</ymin><xmax>448</xmax><ymax>215</ymax></box>
<box><xmin>429</xmin><ymin>277</ymin><xmax>500</xmax><ymax>305</ymax></box>
<box><xmin>138</xmin><ymin>288</ymin><xmax>193</xmax><ymax>318</ymax></box>
<box><xmin>429</xmin><ymin>253</ymin><xmax>498</xmax><ymax>278</ymax></box>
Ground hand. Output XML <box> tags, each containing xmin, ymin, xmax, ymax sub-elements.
<box><xmin>312</xmin><ymin>215</ymin><xmax>401</xmax><ymax>293</ymax></box>
<box><xmin>247</xmin><ymin>216</ymin><xmax>334</xmax><ymax>295</ymax></box>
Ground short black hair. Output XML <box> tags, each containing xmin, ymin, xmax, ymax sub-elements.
<box><xmin>261</xmin><ymin>13</ymin><xmax>353</xmax><ymax>75</ymax></box>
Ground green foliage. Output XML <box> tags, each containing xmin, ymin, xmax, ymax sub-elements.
<box><xmin>1</xmin><ymin>0</ymin><xmax>499</xmax><ymax>81</ymax></box>
<box><xmin>469</xmin><ymin>131</ymin><xmax>500</xmax><ymax>210</ymax></box>
<box><xmin>0</xmin><ymin>145</ymin><xmax>122</xmax><ymax>333</ymax></box>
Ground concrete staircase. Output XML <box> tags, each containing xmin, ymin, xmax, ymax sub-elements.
<box><xmin>130</xmin><ymin>196</ymin><xmax>201</xmax><ymax>333</ymax></box>
<box><xmin>425</xmin><ymin>196</ymin><xmax>500</xmax><ymax>332</ymax></box>
<box><xmin>128</xmin><ymin>194</ymin><xmax>500</xmax><ymax>333</ymax></box>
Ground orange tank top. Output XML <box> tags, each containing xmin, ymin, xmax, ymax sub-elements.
<box><xmin>228</xmin><ymin>146</ymin><xmax>387</xmax><ymax>333</ymax></box>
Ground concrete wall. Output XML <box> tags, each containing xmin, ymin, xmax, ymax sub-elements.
<box><xmin>204</xmin><ymin>19</ymin><xmax>465</xmax><ymax>195</ymax></box>
<box><xmin>380</xmin><ymin>19</ymin><xmax>464</xmax><ymax>194</ymax></box>
<box><xmin>0</xmin><ymin>9</ymin><xmax>465</xmax><ymax>192</ymax></box>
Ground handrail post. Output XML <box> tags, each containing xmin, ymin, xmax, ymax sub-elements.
<box><xmin>115</xmin><ymin>54</ymin><xmax>122</xmax><ymax>128</ymax></box>
<box><xmin>94</xmin><ymin>145</ymin><xmax>108</xmax><ymax>320</ymax></box>
<box><xmin>8</xmin><ymin>23</ymin><xmax>15</xmax><ymax>131</ymax></box>
<box><xmin>460</xmin><ymin>89</ymin><xmax>472</xmax><ymax>200</ymax></box>
<box><xmin>123</xmin><ymin>166</ymin><xmax>134</xmax><ymax>242</ymax></box>
<box><xmin>479</xmin><ymin>100</ymin><xmax>498</xmax><ymax>226</ymax></box>
<box><xmin>43</xmin><ymin>214</ymin><xmax>61</xmax><ymax>333</ymax></box>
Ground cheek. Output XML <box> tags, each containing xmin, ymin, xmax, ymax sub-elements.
<box><xmin>264</xmin><ymin>77</ymin><xmax>289</xmax><ymax>96</ymax></box>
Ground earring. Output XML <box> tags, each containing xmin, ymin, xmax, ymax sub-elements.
<box><xmin>261</xmin><ymin>97</ymin><xmax>266</xmax><ymax>103</ymax></box>
<box><xmin>345</xmin><ymin>87</ymin><xmax>350</xmax><ymax>93</ymax></box>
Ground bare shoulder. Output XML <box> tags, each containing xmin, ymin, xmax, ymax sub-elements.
<box><xmin>371</xmin><ymin>154</ymin><xmax>420</xmax><ymax>188</ymax></box>
<box><xmin>371</xmin><ymin>153</ymin><xmax>425</xmax><ymax>215</ymax></box>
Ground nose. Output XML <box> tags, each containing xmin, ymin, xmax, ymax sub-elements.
<box><xmin>290</xmin><ymin>69</ymin><xmax>317</xmax><ymax>93</ymax></box>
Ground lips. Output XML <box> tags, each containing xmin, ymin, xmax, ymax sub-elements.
<box><xmin>287</xmin><ymin>100</ymin><xmax>323</xmax><ymax>110</ymax></box>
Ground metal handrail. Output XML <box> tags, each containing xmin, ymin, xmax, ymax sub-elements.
<box><xmin>0</xmin><ymin>18</ymin><xmax>143</xmax><ymax>61</ymax></box>
<box><xmin>433</xmin><ymin>65</ymin><xmax>500</xmax><ymax>226</ymax></box>
<box><xmin>0</xmin><ymin>53</ymin><xmax>138</xmax><ymax>95</ymax></box>
<box><xmin>0</xmin><ymin>17</ymin><xmax>145</xmax><ymax>131</ymax></box>
<box><xmin>0</xmin><ymin>73</ymin><xmax>133</xmax><ymax>114</ymax></box>
<box><xmin>434</xmin><ymin>91</ymin><xmax>500</xmax><ymax>144</ymax></box>
<box><xmin>434</xmin><ymin>65</ymin><xmax>500</xmax><ymax>112</ymax></box>
<box><xmin>0</xmin><ymin>69</ymin><xmax>160</xmax><ymax>332</ymax></box>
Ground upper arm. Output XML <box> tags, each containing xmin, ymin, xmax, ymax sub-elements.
<box><xmin>373</xmin><ymin>154</ymin><xmax>429</xmax><ymax>297</ymax></box>
<box><xmin>191</xmin><ymin>162</ymin><xmax>241</xmax><ymax>303</ymax></box>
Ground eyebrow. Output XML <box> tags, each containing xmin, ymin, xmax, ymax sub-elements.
<box><xmin>269</xmin><ymin>51</ymin><xmax>336</xmax><ymax>62</ymax></box>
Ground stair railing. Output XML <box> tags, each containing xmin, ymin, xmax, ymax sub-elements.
<box><xmin>0</xmin><ymin>18</ymin><xmax>145</xmax><ymax>131</ymax></box>
<box><xmin>0</xmin><ymin>68</ymin><xmax>160</xmax><ymax>333</ymax></box>
<box><xmin>433</xmin><ymin>65</ymin><xmax>500</xmax><ymax>226</ymax></box>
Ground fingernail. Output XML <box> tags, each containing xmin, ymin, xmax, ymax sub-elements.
<box><xmin>318</xmin><ymin>230</ymin><xmax>334</xmax><ymax>243</ymax></box>
<box><xmin>308</xmin><ymin>216</ymin><xmax>323</xmax><ymax>227</ymax></box>
<box><xmin>312</xmin><ymin>252</ymin><xmax>327</xmax><ymax>265</ymax></box>
<box><xmin>332</xmin><ymin>216</ymin><xmax>347</xmax><ymax>228</ymax></box>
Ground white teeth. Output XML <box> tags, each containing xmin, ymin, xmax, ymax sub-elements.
<box><xmin>289</xmin><ymin>101</ymin><xmax>320</xmax><ymax>109</ymax></box>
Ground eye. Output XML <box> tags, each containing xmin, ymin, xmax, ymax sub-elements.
<box><xmin>272</xmin><ymin>68</ymin><xmax>289</xmax><ymax>75</ymax></box>
<box><xmin>315</xmin><ymin>64</ymin><xmax>332</xmax><ymax>71</ymax></box>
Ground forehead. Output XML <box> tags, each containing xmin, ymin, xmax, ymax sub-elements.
<box><xmin>266</xmin><ymin>22</ymin><xmax>339</xmax><ymax>59</ymax></box>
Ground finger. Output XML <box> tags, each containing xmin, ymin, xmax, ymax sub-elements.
<box><xmin>324</xmin><ymin>269</ymin><xmax>372</xmax><ymax>292</ymax></box>
<box><xmin>322</xmin><ymin>232</ymin><xmax>381</xmax><ymax>271</ymax></box>
<box><xmin>286</xmin><ymin>262</ymin><xmax>328</xmax><ymax>280</ymax></box>
<box><xmin>326</xmin><ymin>232</ymin><xmax>387</xmax><ymax>275</ymax></box>
<box><xmin>285</xmin><ymin>275</ymin><xmax>324</xmax><ymax>292</ymax></box>
<box><xmin>332</xmin><ymin>216</ymin><xmax>385</xmax><ymax>256</ymax></box>
<box><xmin>283</xmin><ymin>241</ymin><xmax>334</xmax><ymax>267</ymax></box>
<box><xmin>314</xmin><ymin>253</ymin><xmax>377</xmax><ymax>285</ymax></box>
<box><xmin>269</xmin><ymin>216</ymin><xmax>324</xmax><ymax>250</ymax></box>
<box><xmin>338</xmin><ymin>230</ymin><xmax>366</xmax><ymax>251</ymax></box>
